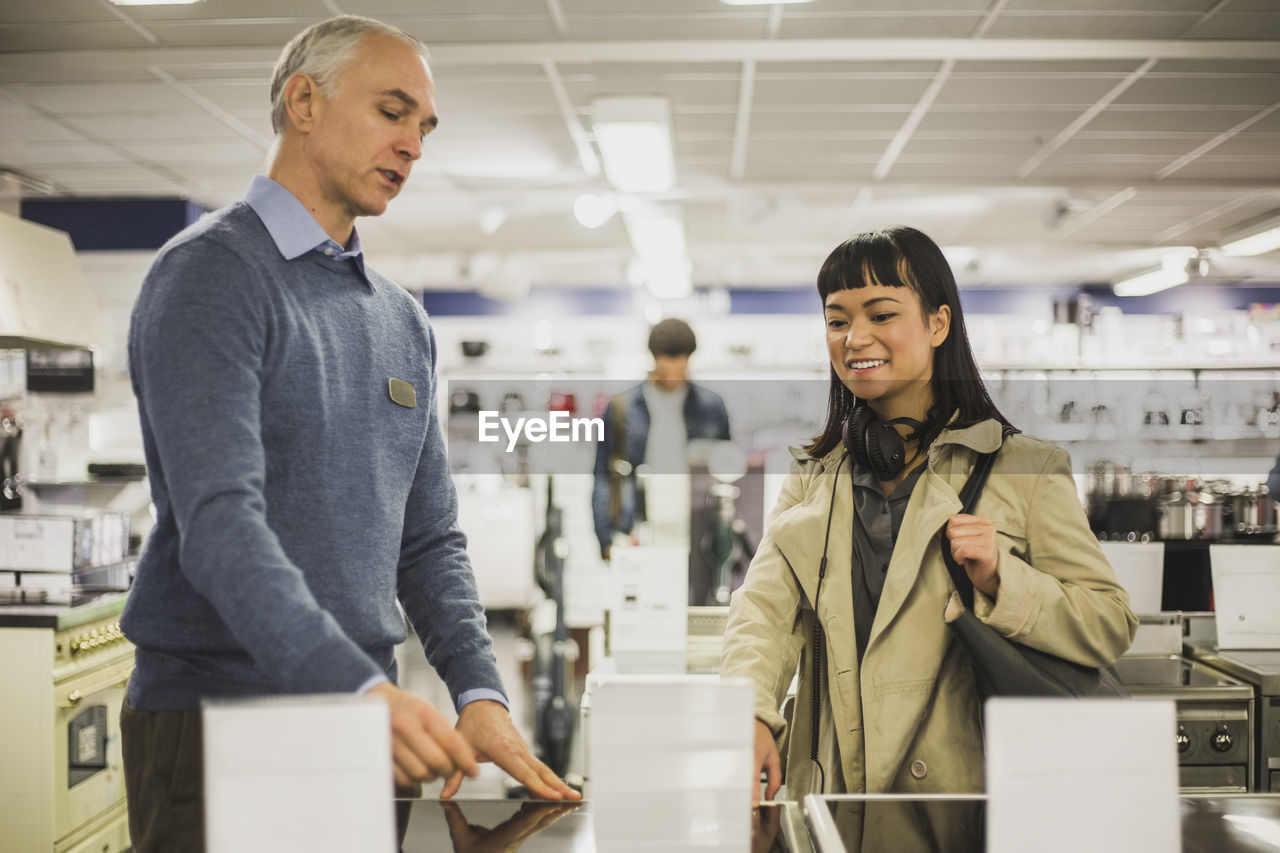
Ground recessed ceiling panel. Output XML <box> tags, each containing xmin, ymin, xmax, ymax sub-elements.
<box><xmin>0</xmin><ymin>24</ymin><xmax>151</xmax><ymax>53</ymax></box>
<box><xmin>1189</xmin><ymin>13</ymin><xmax>1280</xmax><ymax>39</ymax></box>
<box><xmin>754</xmin><ymin>76</ymin><xmax>933</xmax><ymax>108</ymax></box>
<box><xmin>0</xmin><ymin>114</ymin><xmax>86</xmax><ymax>144</ymax></box>
<box><xmin>1117</xmin><ymin>76</ymin><xmax>1280</xmax><ymax>107</ymax></box>
<box><xmin>981</xmin><ymin>12</ymin><xmax>1191</xmax><ymax>40</ymax></box>
<box><xmin>70</xmin><ymin>113</ymin><xmax>240</xmax><ymax>142</ymax></box>
<box><xmin>19</xmin><ymin>83</ymin><xmax>199</xmax><ymax>115</ymax></box>
<box><xmin>779</xmin><ymin>15</ymin><xmax>983</xmax><ymax>39</ymax></box>
<box><xmin>937</xmin><ymin>76</ymin><xmax>1122</xmax><ymax>107</ymax></box>
<box><xmin>1086</xmin><ymin>108</ymin><xmax>1264</xmax><ymax>134</ymax></box>
<box><xmin>147</xmin><ymin>23</ymin><xmax>325</xmax><ymax>50</ymax></box>
<box><xmin>750</xmin><ymin>110</ymin><xmax>913</xmax><ymax>135</ymax></box>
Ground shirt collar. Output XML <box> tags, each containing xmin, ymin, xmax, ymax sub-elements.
<box><xmin>244</xmin><ymin>175</ymin><xmax>370</xmax><ymax>285</ymax></box>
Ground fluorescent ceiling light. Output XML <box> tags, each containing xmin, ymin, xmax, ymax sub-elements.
<box><xmin>591</xmin><ymin>97</ymin><xmax>675</xmax><ymax>193</ymax></box>
<box><xmin>1220</xmin><ymin>212</ymin><xmax>1280</xmax><ymax>257</ymax></box>
<box><xmin>623</xmin><ymin>206</ymin><xmax>691</xmax><ymax>299</ymax></box>
<box><xmin>1112</xmin><ymin>255</ymin><xmax>1190</xmax><ymax>297</ymax></box>
<box><xmin>721</xmin><ymin>0</ymin><xmax>814</xmax><ymax>4</ymax></box>
<box><xmin>110</xmin><ymin>0</ymin><xmax>203</xmax><ymax>5</ymax></box>
<box><xmin>640</xmin><ymin>258</ymin><xmax>693</xmax><ymax>300</ymax></box>
<box><xmin>624</xmin><ymin>211</ymin><xmax>686</xmax><ymax>261</ymax></box>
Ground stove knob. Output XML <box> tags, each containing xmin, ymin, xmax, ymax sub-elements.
<box><xmin>1175</xmin><ymin>727</ymin><xmax>1190</xmax><ymax>753</ymax></box>
<box><xmin>1211</xmin><ymin>727</ymin><xmax>1233</xmax><ymax>753</ymax></box>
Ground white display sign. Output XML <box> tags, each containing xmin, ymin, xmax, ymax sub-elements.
<box><xmin>986</xmin><ymin>698</ymin><xmax>1179</xmax><ymax>853</ymax></box>
<box><xmin>1210</xmin><ymin>545</ymin><xmax>1280</xmax><ymax>649</ymax></box>
<box><xmin>608</xmin><ymin>545</ymin><xmax>688</xmax><ymax>673</ymax></box>
<box><xmin>1099</xmin><ymin>541</ymin><xmax>1165</xmax><ymax>614</ymax></box>
<box><xmin>588</xmin><ymin>675</ymin><xmax>753</xmax><ymax>852</ymax></box>
<box><xmin>203</xmin><ymin>695</ymin><xmax>395</xmax><ymax>853</ymax></box>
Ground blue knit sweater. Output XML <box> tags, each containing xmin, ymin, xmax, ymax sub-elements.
<box><xmin>122</xmin><ymin>201</ymin><xmax>504</xmax><ymax>711</ymax></box>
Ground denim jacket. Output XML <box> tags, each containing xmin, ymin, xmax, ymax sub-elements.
<box><xmin>591</xmin><ymin>381</ymin><xmax>731</xmax><ymax>551</ymax></box>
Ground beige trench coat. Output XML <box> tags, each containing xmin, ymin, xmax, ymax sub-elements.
<box><xmin>720</xmin><ymin>418</ymin><xmax>1138</xmax><ymax>797</ymax></box>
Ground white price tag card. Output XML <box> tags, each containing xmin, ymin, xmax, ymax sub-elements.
<box><xmin>1211</xmin><ymin>545</ymin><xmax>1280</xmax><ymax>649</ymax></box>
<box><xmin>203</xmin><ymin>695</ymin><xmax>394</xmax><ymax>853</ymax></box>
<box><xmin>1098</xmin><ymin>541</ymin><xmax>1164</xmax><ymax>614</ymax></box>
<box><xmin>986</xmin><ymin>697</ymin><xmax>1179</xmax><ymax>853</ymax></box>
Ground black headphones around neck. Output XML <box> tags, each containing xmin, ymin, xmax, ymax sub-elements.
<box><xmin>844</xmin><ymin>404</ymin><xmax>927</xmax><ymax>482</ymax></box>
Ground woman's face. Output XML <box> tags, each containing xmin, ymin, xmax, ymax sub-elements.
<box><xmin>824</xmin><ymin>281</ymin><xmax>950</xmax><ymax>421</ymax></box>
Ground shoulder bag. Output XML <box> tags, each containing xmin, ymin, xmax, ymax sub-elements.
<box><xmin>941</xmin><ymin>433</ymin><xmax>1128</xmax><ymax>700</ymax></box>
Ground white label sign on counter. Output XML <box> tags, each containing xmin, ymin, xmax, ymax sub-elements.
<box><xmin>1098</xmin><ymin>541</ymin><xmax>1164</xmax><ymax>614</ymax></box>
<box><xmin>203</xmin><ymin>695</ymin><xmax>394</xmax><ymax>853</ymax></box>
<box><xmin>1211</xmin><ymin>545</ymin><xmax>1280</xmax><ymax>649</ymax></box>
<box><xmin>986</xmin><ymin>697</ymin><xmax>1179</xmax><ymax>853</ymax></box>
<box><xmin>608</xmin><ymin>545</ymin><xmax>688</xmax><ymax>673</ymax></box>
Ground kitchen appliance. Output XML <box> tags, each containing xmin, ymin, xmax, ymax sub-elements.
<box><xmin>0</xmin><ymin>593</ymin><xmax>133</xmax><ymax>851</ymax></box>
<box><xmin>1184</xmin><ymin>644</ymin><xmax>1280</xmax><ymax>793</ymax></box>
<box><xmin>1112</xmin><ymin>655</ymin><xmax>1254</xmax><ymax>792</ymax></box>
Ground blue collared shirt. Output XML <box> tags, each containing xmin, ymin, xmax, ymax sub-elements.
<box><xmin>240</xmin><ymin>175</ymin><xmax>507</xmax><ymax>714</ymax></box>
<box><xmin>244</xmin><ymin>174</ymin><xmax>370</xmax><ymax>285</ymax></box>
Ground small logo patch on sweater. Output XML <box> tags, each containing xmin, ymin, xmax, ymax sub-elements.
<box><xmin>388</xmin><ymin>378</ymin><xmax>416</xmax><ymax>408</ymax></box>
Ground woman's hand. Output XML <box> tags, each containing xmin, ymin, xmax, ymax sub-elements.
<box><xmin>753</xmin><ymin>719</ymin><xmax>782</xmax><ymax>804</ymax></box>
<box><xmin>946</xmin><ymin>513</ymin><xmax>1000</xmax><ymax>599</ymax></box>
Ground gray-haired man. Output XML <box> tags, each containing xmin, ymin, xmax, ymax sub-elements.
<box><xmin>122</xmin><ymin>15</ymin><xmax>577</xmax><ymax>851</ymax></box>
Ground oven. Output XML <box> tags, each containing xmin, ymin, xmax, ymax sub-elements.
<box><xmin>1112</xmin><ymin>655</ymin><xmax>1255</xmax><ymax>793</ymax></box>
<box><xmin>1184</xmin><ymin>645</ymin><xmax>1280</xmax><ymax>793</ymax></box>
<box><xmin>0</xmin><ymin>594</ymin><xmax>133</xmax><ymax>852</ymax></box>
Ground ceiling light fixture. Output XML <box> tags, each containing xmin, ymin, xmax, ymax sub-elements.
<box><xmin>109</xmin><ymin>0</ymin><xmax>204</xmax><ymax>5</ymax></box>
<box><xmin>1220</xmin><ymin>211</ymin><xmax>1280</xmax><ymax>257</ymax></box>
<box><xmin>591</xmin><ymin>96</ymin><xmax>676</xmax><ymax>193</ymax></box>
<box><xmin>624</xmin><ymin>206</ymin><xmax>692</xmax><ymax>299</ymax></box>
<box><xmin>573</xmin><ymin>194</ymin><xmax>617</xmax><ymax>229</ymax></box>
<box><xmin>477</xmin><ymin>206</ymin><xmax>507</xmax><ymax>235</ymax></box>
<box><xmin>721</xmin><ymin>0</ymin><xmax>815</xmax><ymax>5</ymax></box>
<box><xmin>1112</xmin><ymin>254</ymin><xmax>1192</xmax><ymax>297</ymax></box>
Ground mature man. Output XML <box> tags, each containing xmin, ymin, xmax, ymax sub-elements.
<box><xmin>121</xmin><ymin>15</ymin><xmax>576</xmax><ymax>850</ymax></box>
<box><xmin>592</xmin><ymin>318</ymin><xmax>732</xmax><ymax>561</ymax></box>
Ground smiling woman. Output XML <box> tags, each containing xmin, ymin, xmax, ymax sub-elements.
<box><xmin>719</xmin><ymin>225</ymin><xmax>1138</xmax><ymax>802</ymax></box>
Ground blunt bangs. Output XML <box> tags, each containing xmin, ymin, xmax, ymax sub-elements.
<box><xmin>817</xmin><ymin>231</ymin><xmax>921</xmax><ymax>303</ymax></box>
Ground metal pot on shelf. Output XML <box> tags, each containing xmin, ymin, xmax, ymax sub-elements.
<box><xmin>1228</xmin><ymin>487</ymin><xmax>1278</xmax><ymax>537</ymax></box>
<box><xmin>1158</xmin><ymin>492</ymin><xmax>1194</xmax><ymax>540</ymax></box>
<box><xmin>1158</xmin><ymin>488</ymin><xmax>1225</xmax><ymax>540</ymax></box>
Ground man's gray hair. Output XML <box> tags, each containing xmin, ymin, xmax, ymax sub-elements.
<box><xmin>269</xmin><ymin>15</ymin><xmax>428</xmax><ymax>135</ymax></box>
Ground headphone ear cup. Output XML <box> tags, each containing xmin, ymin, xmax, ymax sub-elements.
<box><xmin>867</xmin><ymin>420</ymin><xmax>905</xmax><ymax>481</ymax></box>
<box><xmin>846</xmin><ymin>406</ymin><xmax>872</xmax><ymax>470</ymax></box>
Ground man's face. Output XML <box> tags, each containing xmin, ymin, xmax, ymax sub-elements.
<box><xmin>306</xmin><ymin>33</ymin><xmax>437</xmax><ymax>225</ymax></box>
<box><xmin>651</xmin><ymin>354</ymin><xmax>690</xmax><ymax>391</ymax></box>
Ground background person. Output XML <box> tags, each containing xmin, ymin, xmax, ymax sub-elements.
<box><xmin>719</xmin><ymin>226</ymin><xmax>1137</xmax><ymax>802</ymax></box>
<box><xmin>591</xmin><ymin>318</ymin><xmax>731</xmax><ymax>561</ymax></box>
<box><xmin>121</xmin><ymin>15</ymin><xmax>576</xmax><ymax>852</ymax></box>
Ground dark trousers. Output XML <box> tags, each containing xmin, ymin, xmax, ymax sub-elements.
<box><xmin>121</xmin><ymin>699</ymin><xmax>418</xmax><ymax>852</ymax></box>
<box><xmin>121</xmin><ymin>700</ymin><xmax>205</xmax><ymax>853</ymax></box>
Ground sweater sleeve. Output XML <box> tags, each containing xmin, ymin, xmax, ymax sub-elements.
<box><xmin>128</xmin><ymin>240</ymin><xmax>384</xmax><ymax>693</ymax></box>
<box><xmin>394</xmin><ymin>323</ymin><xmax>505</xmax><ymax>709</ymax></box>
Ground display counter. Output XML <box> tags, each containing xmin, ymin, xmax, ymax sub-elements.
<box><xmin>395</xmin><ymin>797</ymin><xmax>812</xmax><ymax>852</ymax></box>
<box><xmin>803</xmin><ymin>793</ymin><xmax>1280</xmax><ymax>852</ymax></box>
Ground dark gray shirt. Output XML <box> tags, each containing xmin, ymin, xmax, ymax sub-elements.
<box><xmin>850</xmin><ymin>460</ymin><xmax>926</xmax><ymax>660</ymax></box>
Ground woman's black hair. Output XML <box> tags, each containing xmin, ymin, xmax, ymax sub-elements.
<box><xmin>803</xmin><ymin>225</ymin><xmax>1013</xmax><ymax>458</ymax></box>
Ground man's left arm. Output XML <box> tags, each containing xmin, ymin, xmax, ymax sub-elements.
<box><xmin>397</xmin><ymin>325</ymin><xmax>578</xmax><ymax>801</ymax></box>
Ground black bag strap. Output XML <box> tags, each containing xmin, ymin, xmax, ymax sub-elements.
<box><xmin>942</xmin><ymin>425</ymin><xmax>1017</xmax><ymax>611</ymax></box>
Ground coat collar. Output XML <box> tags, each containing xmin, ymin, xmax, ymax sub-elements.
<box><xmin>794</xmin><ymin>414</ymin><xmax>1005</xmax><ymax>473</ymax></box>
